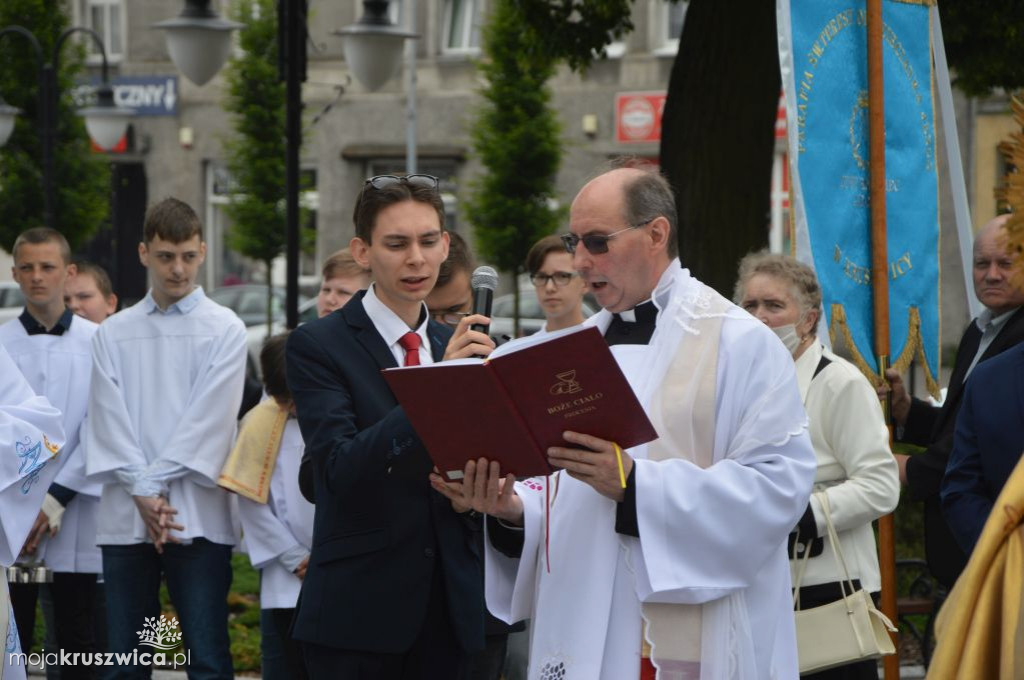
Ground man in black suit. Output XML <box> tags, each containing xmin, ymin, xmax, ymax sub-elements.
<box><xmin>285</xmin><ymin>174</ymin><xmax>488</xmax><ymax>678</ymax></box>
<box><xmin>883</xmin><ymin>214</ymin><xmax>1024</xmax><ymax>589</ymax></box>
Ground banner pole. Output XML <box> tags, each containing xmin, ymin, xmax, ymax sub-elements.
<box><xmin>867</xmin><ymin>0</ymin><xmax>900</xmax><ymax>678</ymax></box>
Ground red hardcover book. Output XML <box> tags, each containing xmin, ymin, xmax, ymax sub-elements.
<box><xmin>382</xmin><ymin>325</ymin><xmax>658</xmax><ymax>480</ymax></box>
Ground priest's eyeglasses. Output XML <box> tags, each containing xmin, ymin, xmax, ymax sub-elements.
<box><xmin>365</xmin><ymin>174</ymin><xmax>439</xmax><ymax>192</ymax></box>
<box><xmin>560</xmin><ymin>218</ymin><xmax>655</xmax><ymax>255</ymax></box>
<box><xmin>530</xmin><ymin>271</ymin><xmax>579</xmax><ymax>287</ymax></box>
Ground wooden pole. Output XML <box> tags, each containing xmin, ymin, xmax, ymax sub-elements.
<box><xmin>867</xmin><ymin>0</ymin><xmax>900</xmax><ymax>678</ymax></box>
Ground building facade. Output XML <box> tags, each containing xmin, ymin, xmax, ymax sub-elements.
<box><xmin>71</xmin><ymin>0</ymin><xmax>686</xmax><ymax>300</ymax></box>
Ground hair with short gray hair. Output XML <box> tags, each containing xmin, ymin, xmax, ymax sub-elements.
<box><xmin>733</xmin><ymin>250</ymin><xmax>822</xmax><ymax>328</ymax></box>
<box><xmin>620</xmin><ymin>168</ymin><xmax>679</xmax><ymax>259</ymax></box>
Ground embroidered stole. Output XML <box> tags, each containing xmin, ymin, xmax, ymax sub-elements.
<box><xmin>218</xmin><ymin>399</ymin><xmax>289</xmax><ymax>503</ymax></box>
<box><xmin>640</xmin><ymin>292</ymin><xmax>727</xmax><ymax>675</ymax></box>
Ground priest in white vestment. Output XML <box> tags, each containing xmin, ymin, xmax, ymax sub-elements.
<box><xmin>1</xmin><ymin>344</ymin><xmax>66</xmax><ymax>680</ymax></box>
<box><xmin>432</xmin><ymin>167</ymin><xmax>817</xmax><ymax>680</ymax></box>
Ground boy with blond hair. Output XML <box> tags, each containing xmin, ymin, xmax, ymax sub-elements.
<box><xmin>2</xmin><ymin>227</ymin><xmax>100</xmax><ymax>679</ymax></box>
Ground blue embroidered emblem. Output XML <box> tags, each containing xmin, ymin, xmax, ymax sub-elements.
<box><xmin>16</xmin><ymin>438</ymin><xmax>48</xmax><ymax>494</ymax></box>
<box><xmin>5</xmin><ymin>601</ymin><xmax>19</xmax><ymax>653</ymax></box>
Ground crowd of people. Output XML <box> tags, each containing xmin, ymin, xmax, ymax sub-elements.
<box><xmin>0</xmin><ymin>162</ymin><xmax>1022</xmax><ymax>680</ymax></box>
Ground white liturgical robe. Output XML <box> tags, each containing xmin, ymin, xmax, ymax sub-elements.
<box><xmin>85</xmin><ymin>288</ymin><xmax>247</xmax><ymax>546</ymax></box>
<box><xmin>0</xmin><ymin>315</ymin><xmax>100</xmax><ymax>573</ymax></box>
<box><xmin>484</xmin><ymin>263</ymin><xmax>817</xmax><ymax>680</ymax></box>
<box><xmin>237</xmin><ymin>416</ymin><xmax>314</xmax><ymax>609</ymax></box>
<box><xmin>0</xmin><ymin>344</ymin><xmax>66</xmax><ymax>680</ymax></box>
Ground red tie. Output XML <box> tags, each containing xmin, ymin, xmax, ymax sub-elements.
<box><xmin>399</xmin><ymin>332</ymin><xmax>422</xmax><ymax>366</ymax></box>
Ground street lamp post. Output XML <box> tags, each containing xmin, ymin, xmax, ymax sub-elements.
<box><xmin>0</xmin><ymin>25</ymin><xmax>132</xmax><ymax>231</ymax></box>
<box><xmin>277</xmin><ymin>0</ymin><xmax>414</xmax><ymax>328</ymax></box>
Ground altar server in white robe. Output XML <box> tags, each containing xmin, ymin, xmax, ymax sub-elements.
<box><xmin>432</xmin><ymin>167</ymin><xmax>817</xmax><ymax>680</ymax></box>
<box><xmin>85</xmin><ymin>198</ymin><xmax>247</xmax><ymax>680</ymax></box>
<box><xmin>2</xmin><ymin>228</ymin><xmax>101</xmax><ymax>677</ymax></box>
<box><xmin>231</xmin><ymin>333</ymin><xmax>313</xmax><ymax>680</ymax></box>
<box><xmin>0</xmin><ymin>344</ymin><xmax>66</xmax><ymax>680</ymax></box>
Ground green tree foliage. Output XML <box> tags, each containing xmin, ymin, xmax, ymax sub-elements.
<box><xmin>0</xmin><ymin>0</ymin><xmax>110</xmax><ymax>252</ymax></box>
<box><xmin>940</xmin><ymin>1</ymin><xmax>1024</xmax><ymax>96</ymax></box>
<box><xmin>222</xmin><ymin>0</ymin><xmax>286</xmax><ymax>327</ymax></box>
<box><xmin>465</xmin><ymin>0</ymin><xmax>563</xmax><ymax>332</ymax></box>
<box><xmin>516</xmin><ymin>0</ymin><xmax>634</xmax><ymax>71</ymax></box>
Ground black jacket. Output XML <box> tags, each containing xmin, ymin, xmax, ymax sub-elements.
<box><xmin>285</xmin><ymin>291</ymin><xmax>484</xmax><ymax>654</ymax></box>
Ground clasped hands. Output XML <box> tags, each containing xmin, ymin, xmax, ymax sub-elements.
<box><xmin>429</xmin><ymin>430</ymin><xmax>634</xmax><ymax>523</ymax></box>
<box><xmin>133</xmin><ymin>495</ymin><xmax>184</xmax><ymax>553</ymax></box>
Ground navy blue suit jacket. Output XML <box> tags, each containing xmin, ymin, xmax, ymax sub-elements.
<box><xmin>942</xmin><ymin>342</ymin><xmax>1024</xmax><ymax>554</ymax></box>
<box><xmin>285</xmin><ymin>291</ymin><xmax>485</xmax><ymax>654</ymax></box>
<box><xmin>900</xmin><ymin>307</ymin><xmax>1024</xmax><ymax>586</ymax></box>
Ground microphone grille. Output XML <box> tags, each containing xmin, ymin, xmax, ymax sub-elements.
<box><xmin>471</xmin><ymin>265</ymin><xmax>499</xmax><ymax>291</ymax></box>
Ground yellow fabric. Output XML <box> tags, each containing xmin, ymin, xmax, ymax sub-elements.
<box><xmin>928</xmin><ymin>453</ymin><xmax>1024</xmax><ymax>679</ymax></box>
<box><xmin>217</xmin><ymin>399</ymin><xmax>288</xmax><ymax>504</ymax></box>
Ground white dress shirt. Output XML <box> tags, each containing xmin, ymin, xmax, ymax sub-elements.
<box><xmin>361</xmin><ymin>284</ymin><xmax>434</xmax><ymax>366</ymax></box>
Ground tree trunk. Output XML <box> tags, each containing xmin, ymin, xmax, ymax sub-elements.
<box><xmin>660</xmin><ymin>0</ymin><xmax>781</xmax><ymax>296</ymax></box>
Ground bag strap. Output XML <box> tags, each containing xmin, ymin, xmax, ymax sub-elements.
<box><xmin>794</xmin><ymin>492</ymin><xmax>858</xmax><ymax>611</ymax></box>
<box><xmin>791</xmin><ymin>528</ymin><xmax>814</xmax><ymax>609</ymax></box>
<box><xmin>818</xmin><ymin>491</ymin><xmax>858</xmax><ymax>598</ymax></box>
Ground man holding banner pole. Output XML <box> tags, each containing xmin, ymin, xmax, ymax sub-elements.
<box><xmin>881</xmin><ymin>215</ymin><xmax>1024</xmax><ymax>589</ymax></box>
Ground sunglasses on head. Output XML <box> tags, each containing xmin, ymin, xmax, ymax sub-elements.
<box><xmin>560</xmin><ymin>218</ymin><xmax>655</xmax><ymax>255</ymax></box>
<box><xmin>364</xmin><ymin>174</ymin><xmax>440</xmax><ymax>191</ymax></box>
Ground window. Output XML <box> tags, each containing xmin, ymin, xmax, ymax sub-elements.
<box><xmin>76</xmin><ymin>0</ymin><xmax>125</xmax><ymax>63</ymax></box>
<box><xmin>442</xmin><ymin>0</ymin><xmax>482</xmax><ymax>54</ymax></box>
<box><xmin>654</xmin><ymin>0</ymin><xmax>688</xmax><ymax>55</ymax></box>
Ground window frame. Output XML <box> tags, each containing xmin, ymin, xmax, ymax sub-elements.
<box><xmin>75</xmin><ymin>0</ymin><xmax>127</xmax><ymax>64</ymax></box>
<box><xmin>440</xmin><ymin>0</ymin><xmax>482</xmax><ymax>56</ymax></box>
<box><xmin>653</xmin><ymin>0</ymin><xmax>688</xmax><ymax>56</ymax></box>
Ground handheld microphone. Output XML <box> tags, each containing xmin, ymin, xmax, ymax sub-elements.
<box><xmin>470</xmin><ymin>266</ymin><xmax>499</xmax><ymax>335</ymax></box>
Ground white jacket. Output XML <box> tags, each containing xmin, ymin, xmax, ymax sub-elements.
<box><xmin>791</xmin><ymin>342</ymin><xmax>899</xmax><ymax>593</ymax></box>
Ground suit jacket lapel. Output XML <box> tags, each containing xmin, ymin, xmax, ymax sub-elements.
<box><xmin>427</xmin><ymin>321</ymin><xmax>451</xmax><ymax>362</ymax></box>
<box><xmin>343</xmin><ymin>293</ymin><xmax>399</xmax><ymax>371</ymax></box>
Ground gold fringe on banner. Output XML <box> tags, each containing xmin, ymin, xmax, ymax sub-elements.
<box><xmin>829</xmin><ymin>303</ymin><xmax>941</xmax><ymax>398</ymax></box>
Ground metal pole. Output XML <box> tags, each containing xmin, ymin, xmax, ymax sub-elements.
<box><xmin>404</xmin><ymin>0</ymin><xmax>417</xmax><ymax>174</ymax></box>
<box><xmin>283</xmin><ymin>0</ymin><xmax>305</xmax><ymax>329</ymax></box>
<box><xmin>866</xmin><ymin>1</ymin><xmax>899</xmax><ymax>678</ymax></box>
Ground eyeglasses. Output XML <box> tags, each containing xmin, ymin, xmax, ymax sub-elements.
<box><xmin>430</xmin><ymin>310</ymin><xmax>469</xmax><ymax>327</ymax></box>
<box><xmin>560</xmin><ymin>218</ymin><xmax>655</xmax><ymax>255</ymax></box>
<box><xmin>530</xmin><ymin>271</ymin><xmax>579</xmax><ymax>287</ymax></box>
<box><xmin>364</xmin><ymin>174</ymin><xmax>440</xmax><ymax>191</ymax></box>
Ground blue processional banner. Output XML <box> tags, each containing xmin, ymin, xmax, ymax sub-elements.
<box><xmin>778</xmin><ymin>0</ymin><xmax>941</xmax><ymax>395</ymax></box>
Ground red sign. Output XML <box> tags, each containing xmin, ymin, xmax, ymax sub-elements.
<box><xmin>616</xmin><ymin>92</ymin><xmax>666</xmax><ymax>144</ymax></box>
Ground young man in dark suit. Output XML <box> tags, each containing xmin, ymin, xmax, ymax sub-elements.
<box><xmin>883</xmin><ymin>214</ymin><xmax>1024</xmax><ymax>589</ymax></box>
<box><xmin>285</xmin><ymin>174</ymin><xmax>488</xmax><ymax>679</ymax></box>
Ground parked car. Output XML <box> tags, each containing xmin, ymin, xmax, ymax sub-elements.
<box><xmin>0</xmin><ymin>281</ymin><xmax>24</xmax><ymax>326</ymax></box>
<box><xmin>489</xmin><ymin>292</ymin><xmax>597</xmax><ymax>340</ymax></box>
<box><xmin>209</xmin><ymin>284</ymin><xmax>307</xmax><ymax>327</ymax></box>
<box><xmin>244</xmin><ymin>296</ymin><xmax>320</xmax><ymax>376</ymax></box>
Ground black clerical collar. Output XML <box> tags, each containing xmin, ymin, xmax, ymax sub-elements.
<box><xmin>19</xmin><ymin>308</ymin><xmax>74</xmax><ymax>336</ymax></box>
<box><xmin>605</xmin><ymin>300</ymin><xmax>657</xmax><ymax>346</ymax></box>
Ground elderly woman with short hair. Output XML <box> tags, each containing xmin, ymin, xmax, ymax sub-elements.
<box><xmin>734</xmin><ymin>251</ymin><xmax>899</xmax><ymax>680</ymax></box>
